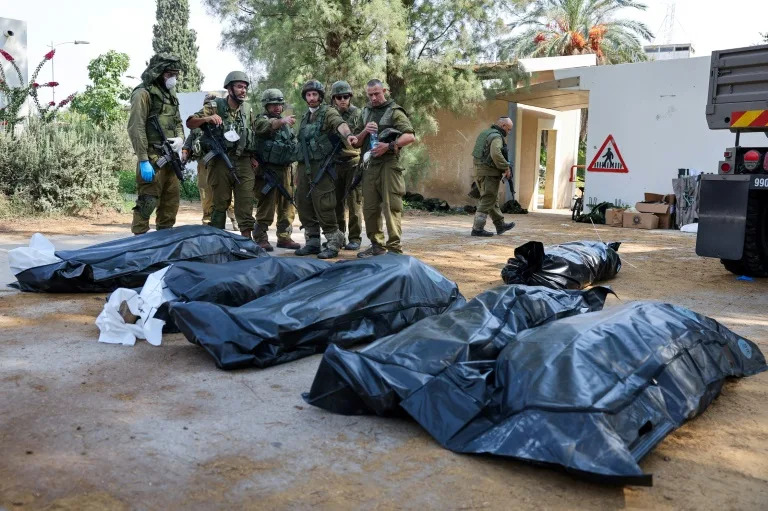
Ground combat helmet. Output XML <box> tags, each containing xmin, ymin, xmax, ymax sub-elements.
<box><xmin>261</xmin><ymin>88</ymin><xmax>286</xmax><ymax>107</ymax></box>
<box><xmin>330</xmin><ymin>80</ymin><xmax>353</xmax><ymax>98</ymax></box>
<box><xmin>223</xmin><ymin>71</ymin><xmax>250</xmax><ymax>89</ymax></box>
<box><xmin>301</xmin><ymin>79</ymin><xmax>325</xmax><ymax>101</ymax></box>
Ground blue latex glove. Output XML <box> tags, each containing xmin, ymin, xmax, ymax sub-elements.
<box><xmin>139</xmin><ymin>160</ymin><xmax>155</xmax><ymax>182</ymax></box>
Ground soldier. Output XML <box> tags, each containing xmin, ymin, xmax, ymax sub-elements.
<box><xmin>186</xmin><ymin>72</ymin><xmax>256</xmax><ymax>239</ymax></box>
<box><xmin>329</xmin><ymin>80</ymin><xmax>366</xmax><ymax>251</ymax></box>
<box><xmin>127</xmin><ymin>53</ymin><xmax>185</xmax><ymax>235</ymax></box>
<box><xmin>356</xmin><ymin>79</ymin><xmax>415</xmax><ymax>257</ymax></box>
<box><xmin>251</xmin><ymin>88</ymin><xmax>300</xmax><ymax>251</ymax></box>
<box><xmin>470</xmin><ymin>116</ymin><xmax>516</xmax><ymax>237</ymax></box>
<box><xmin>294</xmin><ymin>79</ymin><xmax>358</xmax><ymax>259</ymax></box>
<box><xmin>181</xmin><ymin>98</ymin><xmax>238</xmax><ymax>230</ymax></box>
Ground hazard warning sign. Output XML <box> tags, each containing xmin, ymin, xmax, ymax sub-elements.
<box><xmin>588</xmin><ymin>135</ymin><xmax>629</xmax><ymax>173</ymax></box>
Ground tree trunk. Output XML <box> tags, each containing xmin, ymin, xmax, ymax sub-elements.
<box><xmin>386</xmin><ymin>40</ymin><xmax>407</xmax><ymax>105</ymax></box>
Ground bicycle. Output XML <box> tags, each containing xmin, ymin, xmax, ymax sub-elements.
<box><xmin>571</xmin><ymin>186</ymin><xmax>585</xmax><ymax>221</ymax></box>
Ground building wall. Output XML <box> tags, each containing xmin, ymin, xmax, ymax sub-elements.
<box><xmin>0</xmin><ymin>18</ymin><xmax>29</xmax><ymax>121</ymax></box>
<box><xmin>557</xmin><ymin>57</ymin><xmax>766</xmax><ymax>209</ymax></box>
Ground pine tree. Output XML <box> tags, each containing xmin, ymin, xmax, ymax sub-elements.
<box><xmin>152</xmin><ymin>0</ymin><xmax>203</xmax><ymax>91</ymax></box>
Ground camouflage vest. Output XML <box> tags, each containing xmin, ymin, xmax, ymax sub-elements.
<box><xmin>336</xmin><ymin>105</ymin><xmax>361</xmax><ymax>161</ymax></box>
<box><xmin>209</xmin><ymin>97</ymin><xmax>254</xmax><ymax>157</ymax></box>
<box><xmin>298</xmin><ymin>104</ymin><xmax>335</xmax><ymax>162</ymax></box>
<box><xmin>252</xmin><ymin>114</ymin><xmax>297</xmax><ymax>166</ymax></box>
<box><xmin>472</xmin><ymin>125</ymin><xmax>507</xmax><ymax>168</ymax></box>
<box><xmin>362</xmin><ymin>100</ymin><xmax>406</xmax><ymax>133</ymax></box>
<box><xmin>134</xmin><ymin>82</ymin><xmax>180</xmax><ymax>146</ymax></box>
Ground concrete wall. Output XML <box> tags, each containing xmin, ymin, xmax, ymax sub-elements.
<box><xmin>557</xmin><ymin>57</ymin><xmax>765</xmax><ymax>208</ymax></box>
<box><xmin>421</xmin><ymin>101</ymin><xmax>581</xmax><ymax>209</ymax></box>
<box><xmin>0</xmin><ymin>18</ymin><xmax>29</xmax><ymax>121</ymax></box>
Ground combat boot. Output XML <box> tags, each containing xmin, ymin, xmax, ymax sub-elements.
<box><xmin>295</xmin><ymin>236</ymin><xmax>321</xmax><ymax>256</ymax></box>
<box><xmin>277</xmin><ymin>237</ymin><xmax>301</xmax><ymax>250</ymax></box>
<box><xmin>252</xmin><ymin>224</ymin><xmax>273</xmax><ymax>252</ymax></box>
<box><xmin>495</xmin><ymin>221</ymin><xmax>516</xmax><ymax>234</ymax></box>
<box><xmin>357</xmin><ymin>244</ymin><xmax>387</xmax><ymax>258</ymax></box>
<box><xmin>344</xmin><ymin>241</ymin><xmax>361</xmax><ymax>250</ymax></box>
<box><xmin>471</xmin><ymin>212</ymin><xmax>494</xmax><ymax>237</ymax></box>
<box><xmin>240</xmin><ymin>229</ymin><xmax>253</xmax><ymax>242</ymax></box>
<box><xmin>318</xmin><ymin>230</ymin><xmax>344</xmax><ymax>259</ymax></box>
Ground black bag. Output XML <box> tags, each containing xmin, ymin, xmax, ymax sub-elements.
<box><xmin>12</xmin><ymin>225</ymin><xmax>266</xmax><ymax>293</ymax></box>
<box><xmin>304</xmin><ymin>285</ymin><xmax>612</xmax><ymax>416</ymax></box>
<box><xmin>169</xmin><ymin>255</ymin><xmax>465</xmax><ymax>369</ymax></box>
<box><xmin>501</xmin><ymin>240</ymin><xmax>621</xmax><ymax>290</ymax></box>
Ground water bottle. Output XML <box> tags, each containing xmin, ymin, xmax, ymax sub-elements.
<box><xmin>369</xmin><ymin>131</ymin><xmax>378</xmax><ymax>150</ymax></box>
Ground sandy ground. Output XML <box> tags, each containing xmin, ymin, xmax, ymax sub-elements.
<box><xmin>1</xmin><ymin>203</ymin><xmax>767</xmax><ymax>510</ymax></box>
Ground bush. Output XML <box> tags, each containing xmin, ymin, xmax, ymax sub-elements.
<box><xmin>0</xmin><ymin>115</ymin><xmax>133</xmax><ymax>217</ymax></box>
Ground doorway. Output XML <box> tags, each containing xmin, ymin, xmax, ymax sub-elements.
<box><xmin>537</xmin><ymin>129</ymin><xmax>557</xmax><ymax>209</ymax></box>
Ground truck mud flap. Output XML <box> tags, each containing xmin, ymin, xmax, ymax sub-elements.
<box><xmin>696</xmin><ymin>175</ymin><xmax>750</xmax><ymax>260</ymax></box>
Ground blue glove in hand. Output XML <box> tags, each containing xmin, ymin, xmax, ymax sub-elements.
<box><xmin>139</xmin><ymin>160</ymin><xmax>155</xmax><ymax>182</ymax></box>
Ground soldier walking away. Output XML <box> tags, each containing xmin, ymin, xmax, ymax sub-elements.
<box><xmin>329</xmin><ymin>80</ymin><xmax>367</xmax><ymax>251</ymax></box>
<box><xmin>186</xmin><ymin>71</ymin><xmax>256</xmax><ymax>239</ymax></box>
<box><xmin>127</xmin><ymin>53</ymin><xmax>185</xmax><ymax>235</ymax></box>
<box><xmin>251</xmin><ymin>88</ymin><xmax>301</xmax><ymax>251</ymax></box>
<box><xmin>356</xmin><ymin>79</ymin><xmax>416</xmax><ymax>258</ymax></box>
<box><xmin>294</xmin><ymin>79</ymin><xmax>359</xmax><ymax>259</ymax></box>
<box><xmin>181</xmin><ymin>95</ymin><xmax>238</xmax><ymax>230</ymax></box>
<box><xmin>470</xmin><ymin>116</ymin><xmax>516</xmax><ymax>237</ymax></box>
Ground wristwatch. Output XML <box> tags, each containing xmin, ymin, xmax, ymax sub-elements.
<box><xmin>388</xmin><ymin>141</ymin><xmax>396</xmax><ymax>153</ymax></box>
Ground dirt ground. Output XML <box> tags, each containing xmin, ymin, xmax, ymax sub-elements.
<box><xmin>1</xmin><ymin>203</ymin><xmax>767</xmax><ymax>510</ymax></box>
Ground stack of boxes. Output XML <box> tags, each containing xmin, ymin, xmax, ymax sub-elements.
<box><xmin>605</xmin><ymin>193</ymin><xmax>676</xmax><ymax>230</ymax></box>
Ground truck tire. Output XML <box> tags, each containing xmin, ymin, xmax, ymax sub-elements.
<box><xmin>721</xmin><ymin>191</ymin><xmax>768</xmax><ymax>277</ymax></box>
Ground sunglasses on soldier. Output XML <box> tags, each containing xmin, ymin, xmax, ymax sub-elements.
<box><xmin>335</xmin><ymin>94</ymin><xmax>352</xmax><ymax>100</ymax></box>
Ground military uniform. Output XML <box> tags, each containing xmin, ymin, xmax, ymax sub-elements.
<box><xmin>294</xmin><ymin>80</ymin><xmax>352</xmax><ymax>259</ymax></box>
<box><xmin>187</xmin><ymin>81</ymin><xmax>256</xmax><ymax>233</ymax></box>
<box><xmin>251</xmin><ymin>88</ymin><xmax>299</xmax><ymax>250</ymax></box>
<box><xmin>182</xmin><ymin>128</ymin><xmax>237</xmax><ymax>229</ymax></box>
<box><xmin>471</xmin><ymin>125</ymin><xmax>515</xmax><ymax>236</ymax></box>
<box><xmin>127</xmin><ymin>54</ymin><xmax>184</xmax><ymax>234</ymax></box>
<box><xmin>360</xmin><ymin>100</ymin><xmax>414</xmax><ymax>254</ymax></box>
<box><xmin>335</xmin><ymin>107</ymin><xmax>364</xmax><ymax>248</ymax></box>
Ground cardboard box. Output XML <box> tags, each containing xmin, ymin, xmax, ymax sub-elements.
<box><xmin>656</xmin><ymin>213</ymin><xmax>673</xmax><ymax>229</ymax></box>
<box><xmin>623</xmin><ymin>212</ymin><xmax>659</xmax><ymax>229</ymax></box>
<box><xmin>643</xmin><ymin>192</ymin><xmax>676</xmax><ymax>205</ymax></box>
<box><xmin>605</xmin><ymin>208</ymin><xmax>626</xmax><ymax>227</ymax></box>
<box><xmin>635</xmin><ymin>201</ymin><xmax>672</xmax><ymax>215</ymax></box>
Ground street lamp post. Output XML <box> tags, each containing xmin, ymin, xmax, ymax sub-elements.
<box><xmin>48</xmin><ymin>40</ymin><xmax>89</xmax><ymax>102</ymax></box>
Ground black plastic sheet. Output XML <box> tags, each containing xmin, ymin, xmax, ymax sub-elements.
<box><xmin>501</xmin><ymin>240</ymin><xmax>621</xmax><ymax>290</ymax></box>
<box><xmin>305</xmin><ymin>285</ymin><xmax>612</xmax><ymax>416</ymax></box>
<box><xmin>169</xmin><ymin>254</ymin><xmax>465</xmax><ymax>369</ymax></box>
<box><xmin>163</xmin><ymin>257</ymin><xmax>331</xmax><ymax>306</ymax></box>
<box><xmin>12</xmin><ymin>226</ymin><xmax>266</xmax><ymax>293</ymax></box>
<box><xmin>398</xmin><ymin>301</ymin><xmax>765</xmax><ymax>485</ymax></box>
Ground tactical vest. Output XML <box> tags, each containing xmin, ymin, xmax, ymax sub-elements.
<box><xmin>336</xmin><ymin>105</ymin><xmax>361</xmax><ymax>161</ymax></box>
<box><xmin>362</xmin><ymin>100</ymin><xmax>406</xmax><ymax>134</ymax></box>
<box><xmin>134</xmin><ymin>83</ymin><xmax>180</xmax><ymax>146</ymax></box>
<box><xmin>472</xmin><ymin>125</ymin><xmax>507</xmax><ymax>168</ymax></box>
<box><xmin>209</xmin><ymin>97</ymin><xmax>253</xmax><ymax>157</ymax></box>
<box><xmin>252</xmin><ymin>114</ymin><xmax>297</xmax><ymax>166</ymax></box>
<box><xmin>298</xmin><ymin>104</ymin><xmax>335</xmax><ymax>162</ymax></box>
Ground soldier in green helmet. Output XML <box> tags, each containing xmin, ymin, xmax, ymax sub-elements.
<box><xmin>470</xmin><ymin>116</ymin><xmax>516</xmax><ymax>237</ymax></box>
<box><xmin>250</xmin><ymin>88</ymin><xmax>300</xmax><ymax>251</ymax></box>
<box><xmin>186</xmin><ymin>71</ymin><xmax>256</xmax><ymax>239</ymax></box>
<box><xmin>329</xmin><ymin>80</ymin><xmax>367</xmax><ymax>251</ymax></box>
<box><xmin>294</xmin><ymin>79</ymin><xmax>359</xmax><ymax>259</ymax></box>
<box><xmin>356</xmin><ymin>79</ymin><xmax>416</xmax><ymax>257</ymax></box>
<box><xmin>126</xmin><ymin>53</ymin><xmax>185</xmax><ymax>235</ymax></box>
<box><xmin>181</xmin><ymin>93</ymin><xmax>238</xmax><ymax>230</ymax></box>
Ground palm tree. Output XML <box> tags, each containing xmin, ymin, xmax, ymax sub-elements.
<box><xmin>501</xmin><ymin>0</ymin><xmax>654</xmax><ymax>64</ymax></box>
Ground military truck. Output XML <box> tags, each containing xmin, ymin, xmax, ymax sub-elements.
<box><xmin>697</xmin><ymin>43</ymin><xmax>768</xmax><ymax>276</ymax></box>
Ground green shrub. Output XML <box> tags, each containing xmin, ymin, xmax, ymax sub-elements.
<box><xmin>0</xmin><ymin>115</ymin><xmax>133</xmax><ymax>217</ymax></box>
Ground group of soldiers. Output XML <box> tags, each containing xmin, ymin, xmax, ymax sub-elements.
<box><xmin>127</xmin><ymin>53</ymin><xmax>415</xmax><ymax>259</ymax></box>
<box><xmin>127</xmin><ymin>53</ymin><xmax>518</xmax><ymax>258</ymax></box>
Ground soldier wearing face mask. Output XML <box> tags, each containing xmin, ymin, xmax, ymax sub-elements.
<box><xmin>127</xmin><ymin>53</ymin><xmax>185</xmax><ymax>235</ymax></box>
<box><xmin>187</xmin><ymin>71</ymin><xmax>256</xmax><ymax>239</ymax></box>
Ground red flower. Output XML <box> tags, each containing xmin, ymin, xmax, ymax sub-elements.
<box><xmin>47</xmin><ymin>81</ymin><xmax>59</xmax><ymax>87</ymax></box>
<box><xmin>32</xmin><ymin>82</ymin><xmax>40</xmax><ymax>88</ymax></box>
<box><xmin>44</xmin><ymin>49</ymin><xmax>55</xmax><ymax>60</ymax></box>
<box><xmin>534</xmin><ymin>33</ymin><xmax>546</xmax><ymax>45</ymax></box>
<box><xmin>0</xmin><ymin>49</ymin><xmax>14</xmax><ymax>62</ymax></box>
<box><xmin>58</xmin><ymin>93</ymin><xmax>76</xmax><ymax>107</ymax></box>
<box><xmin>49</xmin><ymin>101</ymin><xmax>56</xmax><ymax>106</ymax></box>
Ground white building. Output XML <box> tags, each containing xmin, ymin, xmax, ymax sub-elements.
<box><xmin>0</xmin><ymin>18</ymin><xmax>29</xmax><ymax>122</ymax></box>
<box><xmin>644</xmin><ymin>43</ymin><xmax>695</xmax><ymax>61</ymax></box>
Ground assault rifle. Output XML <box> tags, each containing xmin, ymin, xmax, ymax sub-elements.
<box><xmin>148</xmin><ymin>115</ymin><xmax>185</xmax><ymax>182</ymax></box>
<box><xmin>304</xmin><ymin>136</ymin><xmax>342</xmax><ymax>198</ymax></box>
<box><xmin>201</xmin><ymin>124</ymin><xmax>240</xmax><ymax>184</ymax></box>
<box><xmin>260</xmin><ymin>165</ymin><xmax>297</xmax><ymax>209</ymax></box>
